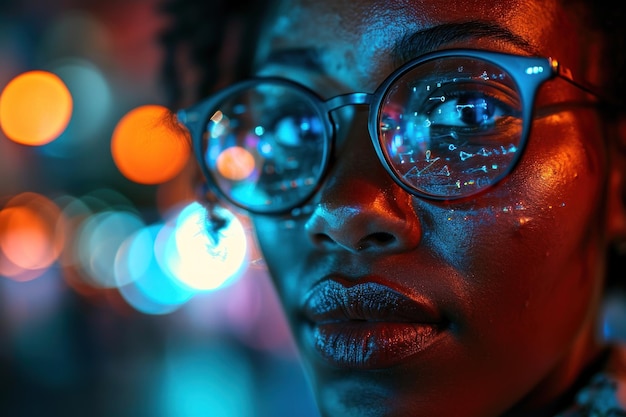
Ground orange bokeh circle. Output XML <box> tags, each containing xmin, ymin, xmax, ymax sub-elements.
<box><xmin>0</xmin><ymin>70</ymin><xmax>73</xmax><ymax>145</ymax></box>
<box><xmin>111</xmin><ymin>104</ymin><xmax>191</xmax><ymax>184</ymax></box>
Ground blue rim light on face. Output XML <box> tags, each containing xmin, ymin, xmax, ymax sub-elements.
<box><xmin>179</xmin><ymin>49</ymin><xmax>595</xmax><ymax>215</ymax></box>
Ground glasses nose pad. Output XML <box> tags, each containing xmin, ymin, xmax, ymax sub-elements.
<box><xmin>329</xmin><ymin>105</ymin><xmax>357</xmax><ymax>145</ymax></box>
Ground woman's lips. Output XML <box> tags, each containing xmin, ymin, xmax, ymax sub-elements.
<box><xmin>301</xmin><ymin>279</ymin><xmax>446</xmax><ymax>369</ymax></box>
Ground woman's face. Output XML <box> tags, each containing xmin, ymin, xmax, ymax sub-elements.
<box><xmin>247</xmin><ymin>0</ymin><xmax>610</xmax><ymax>415</ymax></box>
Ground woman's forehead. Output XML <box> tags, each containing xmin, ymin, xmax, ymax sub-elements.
<box><xmin>256</xmin><ymin>0</ymin><xmax>575</xmax><ymax>71</ymax></box>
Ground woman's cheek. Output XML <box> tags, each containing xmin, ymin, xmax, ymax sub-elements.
<box><xmin>251</xmin><ymin>216</ymin><xmax>311</xmax><ymax>301</ymax></box>
<box><xmin>429</xmin><ymin>111</ymin><xmax>604</xmax><ymax>281</ymax></box>
<box><xmin>521</xmin><ymin>111</ymin><xmax>604</xmax><ymax>235</ymax></box>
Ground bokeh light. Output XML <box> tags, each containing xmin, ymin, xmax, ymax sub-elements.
<box><xmin>169</xmin><ymin>202</ymin><xmax>248</xmax><ymax>291</ymax></box>
<box><xmin>0</xmin><ymin>192</ymin><xmax>65</xmax><ymax>282</ymax></box>
<box><xmin>42</xmin><ymin>58</ymin><xmax>112</xmax><ymax>158</ymax></box>
<box><xmin>158</xmin><ymin>343</ymin><xmax>255</xmax><ymax>417</ymax></box>
<box><xmin>111</xmin><ymin>104</ymin><xmax>190</xmax><ymax>184</ymax></box>
<box><xmin>115</xmin><ymin>223</ymin><xmax>195</xmax><ymax>315</ymax></box>
<box><xmin>0</xmin><ymin>70</ymin><xmax>73</xmax><ymax>145</ymax></box>
<box><xmin>217</xmin><ymin>146</ymin><xmax>255</xmax><ymax>181</ymax></box>
<box><xmin>75</xmin><ymin>210</ymin><xmax>145</xmax><ymax>288</ymax></box>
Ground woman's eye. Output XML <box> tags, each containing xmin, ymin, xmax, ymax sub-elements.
<box><xmin>426</xmin><ymin>91</ymin><xmax>507</xmax><ymax>128</ymax></box>
<box><xmin>454</xmin><ymin>96</ymin><xmax>495</xmax><ymax>124</ymax></box>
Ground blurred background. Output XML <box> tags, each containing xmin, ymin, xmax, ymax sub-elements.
<box><xmin>0</xmin><ymin>0</ymin><xmax>320</xmax><ymax>416</ymax></box>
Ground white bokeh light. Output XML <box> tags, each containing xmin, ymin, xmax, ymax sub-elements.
<box><xmin>168</xmin><ymin>202</ymin><xmax>248</xmax><ymax>291</ymax></box>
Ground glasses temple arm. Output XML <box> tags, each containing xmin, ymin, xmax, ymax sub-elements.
<box><xmin>552</xmin><ymin>58</ymin><xmax>613</xmax><ymax>103</ymax></box>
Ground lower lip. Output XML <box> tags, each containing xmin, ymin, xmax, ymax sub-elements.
<box><xmin>305</xmin><ymin>321</ymin><xmax>442</xmax><ymax>370</ymax></box>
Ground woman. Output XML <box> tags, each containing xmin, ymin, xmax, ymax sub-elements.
<box><xmin>160</xmin><ymin>0</ymin><xmax>626</xmax><ymax>415</ymax></box>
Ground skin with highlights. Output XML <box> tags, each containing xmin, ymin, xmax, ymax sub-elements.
<box><xmin>236</xmin><ymin>0</ymin><xmax>626</xmax><ymax>416</ymax></box>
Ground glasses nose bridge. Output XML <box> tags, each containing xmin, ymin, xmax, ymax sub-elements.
<box><xmin>323</xmin><ymin>92</ymin><xmax>375</xmax><ymax>140</ymax></box>
<box><xmin>324</xmin><ymin>92</ymin><xmax>373</xmax><ymax>112</ymax></box>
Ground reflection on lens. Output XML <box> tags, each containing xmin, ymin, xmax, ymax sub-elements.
<box><xmin>216</xmin><ymin>146</ymin><xmax>256</xmax><ymax>181</ymax></box>
<box><xmin>379</xmin><ymin>56</ymin><xmax>523</xmax><ymax>198</ymax></box>
<box><xmin>203</xmin><ymin>80</ymin><xmax>329</xmax><ymax>213</ymax></box>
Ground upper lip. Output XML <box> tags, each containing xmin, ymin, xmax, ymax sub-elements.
<box><xmin>302</xmin><ymin>278</ymin><xmax>443</xmax><ymax>324</ymax></box>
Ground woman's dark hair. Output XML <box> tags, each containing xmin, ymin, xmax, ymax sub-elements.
<box><xmin>158</xmin><ymin>0</ymin><xmax>268</xmax><ymax>108</ymax></box>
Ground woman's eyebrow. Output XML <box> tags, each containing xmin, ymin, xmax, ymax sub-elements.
<box><xmin>256</xmin><ymin>22</ymin><xmax>534</xmax><ymax>74</ymax></box>
<box><xmin>391</xmin><ymin>21</ymin><xmax>536</xmax><ymax>66</ymax></box>
<box><xmin>259</xmin><ymin>47</ymin><xmax>325</xmax><ymax>73</ymax></box>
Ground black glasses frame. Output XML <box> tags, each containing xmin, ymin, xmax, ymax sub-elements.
<box><xmin>179</xmin><ymin>48</ymin><xmax>599</xmax><ymax>214</ymax></box>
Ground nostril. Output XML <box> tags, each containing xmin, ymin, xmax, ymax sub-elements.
<box><xmin>305</xmin><ymin>201</ymin><xmax>421</xmax><ymax>253</ymax></box>
<box><xmin>311</xmin><ymin>233</ymin><xmax>336</xmax><ymax>248</ymax></box>
<box><xmin>370</xmin><ymin>232</ymin><xmax>395</xmax><ymax>244</ymax></box>
<box><xmin>356</xmin><ymin>232</ymin><xmax>396</xmax><ymax>251</ymax></box>
<box><xmin>312</xmin><ymin>231</ymin><xmax>398</xmax><ymax>252</ymax></box>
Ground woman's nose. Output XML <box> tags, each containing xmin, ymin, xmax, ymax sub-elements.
<box><xmin>304</xmin><ymin>112</ymin><xmax>422</xmax><ymax>254</ymax></box>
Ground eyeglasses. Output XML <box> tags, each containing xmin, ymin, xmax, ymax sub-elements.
<box><xmin>178</xmin><ymin>49</ymin><xmax>599</xmax><ymax>214</ymax></box>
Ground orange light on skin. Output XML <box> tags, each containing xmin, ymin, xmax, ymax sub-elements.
<box><xmin>0</xmin><ymin>70</ymin><xmax>73</xmax><ymax>146</ymax></box>
<box><xmin>217</xmin><ymin>146</ymin><xmax>256</xmax><ymax>181</ymax></box>
<box><xmin>111</xmin><ymin>104</ymin><xmax>191</xmax><ymax>185</ymax></box>
<box><xmin>0</xmin><ymin>192</ymin><xmax>66</xmax><ymax>281</ymax></box>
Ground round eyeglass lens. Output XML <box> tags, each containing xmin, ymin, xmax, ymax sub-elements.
<box><xmin>202</xmin><ymin>81</ymin><xmax>328</xmax><ymax>212</ymax></box>
<box><xmin>378</xmin><ymin>56</ymin><xmax>524</xmax><ymax>199</ymax></box>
